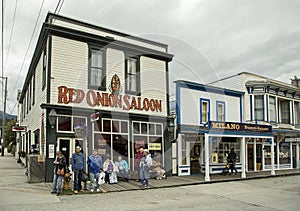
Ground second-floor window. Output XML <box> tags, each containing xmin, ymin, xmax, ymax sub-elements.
<box><xmin>216</xmin><ymin>101</ymin><xmax>225</xmax><ymax>122</ymax></box>
<box><xmin>200</xmin><ymin>99</ymin><xmax>210</xmax><ymax>124</ymax></box>
<box><xmin>269</xmin><ymin>96</ymin><xmax>276</xmax><ymax>122</ymax></box>
<box><xmin>125</xmin><ymin>56</ymin><xmax>140</xmax><ymax>95</ymax></box>
<box><xmin>279</xmin><ymin>100</ymin><xmax>290</xmax><ymax>124</ymax></box>
<box><xmin>89</xmin><ymin>47</ymin><xmax>105</xmax><ymax>90</ymax></box>
<box><xmin>254</xmin><ymin>95</ymin><xmax>264</xmax><ymax>121</ymax></box>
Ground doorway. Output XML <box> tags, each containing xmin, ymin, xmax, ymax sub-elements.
<box><xmin>247</xmin><ymin>144</ymin><xmax>254</xmax><ymax>171</ymax></box>
<box><xmin>190</xmin><ymin>142</ymin><xmax>201</xmax><ymax>174</ymax></box>
<box><xmin>58</xmin><ymin>138</ymin><xmax>86</xmax><ymax>170</ymax></box>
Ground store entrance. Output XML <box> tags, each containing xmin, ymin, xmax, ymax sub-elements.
<box><xmin>190</xmin><ymin>142</ymin><xmax>201</xmax><ymax>174</ymax></box>
<box><xmin>247</xmin><ymin>144</ymin><xmax>254</xmax><ymax>171</ymax></box>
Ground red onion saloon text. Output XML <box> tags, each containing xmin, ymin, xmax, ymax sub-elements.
<box><xmin>57</xmin><ymin>86</ymin><xmax>162</xmax><ymax>112</ymax></box>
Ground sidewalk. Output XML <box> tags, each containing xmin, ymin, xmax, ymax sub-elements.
<box><xmin>1</xmin><ymin>150</ymin><xmax>300</xmax><ymax>196</ymax></box>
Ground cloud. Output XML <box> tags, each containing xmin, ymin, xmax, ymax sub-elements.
<box><xmin>2</xmin><ymin>0</ymin><xmax>300</xmax><ymax>114</ymax></box>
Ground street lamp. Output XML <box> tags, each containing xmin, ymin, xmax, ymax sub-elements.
<box><xmin>48</xmin><ymin>109</ymin><xmax>57</xmax><ymax>128</ymax></box>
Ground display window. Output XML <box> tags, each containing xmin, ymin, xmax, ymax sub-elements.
<box><xmin>279</xmin><ymin>142</ymin><xmax>290</xmax><ymax>164</ymax></box>
<box><xmin>211</xmin><ymin>137</ymin><xmax>240</xmax><ymax>164</ymax></box>
<box><xmin>93</xmin><ymin>118</ymin><xmax>129</xmax><ymax>162</ymax></box>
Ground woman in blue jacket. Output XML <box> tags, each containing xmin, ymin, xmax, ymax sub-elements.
<box><xmin>87</xmin><ymin>149</ymin><xmax>103</xmax><ymax>192</ymax></box>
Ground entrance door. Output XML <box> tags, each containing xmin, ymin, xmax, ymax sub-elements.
<box><xmin>190</xmin><ymin>142</ymin><xmax>201</xmax><ymax>174</ymax></box>
<box><xmin>59</xmin><ymin>139</ymin><xmax>71</xmax><ymax>166</ymax></box>
<box><xmin>292</xmin><ymin>144</ymin><xmax>296</xmax><ymax>168</ymax></box>
<box><xmin>247</xmin><ymin>144</ymin><xmax>254</xmax><ymax>171</ymax></box>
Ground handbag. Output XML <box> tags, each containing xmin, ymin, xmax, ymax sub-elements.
<box><xmin>57</xmin><ymin>168</ymin><xmax>65</xmax><ymax>176</ymax></box>
<box><xmin>80</xmin><ymin>171</ymin><xmax>89</xmax><ymax>182</ymax></box>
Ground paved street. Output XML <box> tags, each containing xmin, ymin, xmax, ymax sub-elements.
<box><xmin>1</xmin><ymin>151</ymin><xmax>300</xmax><ymax>211</ymax></box>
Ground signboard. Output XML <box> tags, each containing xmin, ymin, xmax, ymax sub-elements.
<box><xmin>49</xmin><ymin>144</ymin><xmax>55</xmax><ymax>159</ymax></box>
<box><xmin>12</xmin><ymin>126</ymin><xmax>27</xmax><ymax>132</ymax></box>
<box><xmin>209</xmin><ymin>121</ymin><xmax>272</xmax><ymax>133</ymax></box>
<box><xmin>148</xmin><ymin>143</ymin><xmax>161</xmax><ymax>150</ymax></box>
<box><xmin>285</xmin><ymin>138</ymin><xmax>300</xmax><ymax>142</ymax></box>
<box><xmin>90</xmin><ymin>113</ymin><xmax>99</xmax><ymax>122</ymax></box>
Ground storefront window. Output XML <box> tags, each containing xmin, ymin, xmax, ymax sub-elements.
<box><xmin>57</xmin><ymin>116</ymin><xmax>71</xmax><ymax>131</ymax></box>
<box><xmin>211</xmin><ymin>137</ymin><xmax>240</xmax><ymax>164</ymax></box>
<box><xmin>279</xmin><ymin>142</ymin><xmax>290</xmax><ymax>164</ymax></box>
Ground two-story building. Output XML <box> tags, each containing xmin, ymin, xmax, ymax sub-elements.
<box><xmin>172</xmin><ymin>80</ymin><xmax>274</xmax><ymax>181</ymax></box>
<box><xmin>16</xmin><ymin>13</ymin><xmax>173</xmax><ymax>182</ymax></box>
<box><xmin>210</xmin><ymin>72</ymin><xmax>300</xmax><ymax>172</ymax></box>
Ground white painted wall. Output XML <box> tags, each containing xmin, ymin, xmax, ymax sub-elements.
<box><xmin>179</xmin><ymin>87</ymin><xmax>241</xmax><ymax>125</ymax></box>
<box><xmin>52</xmin><ymin>19</ymin><xmax>166</xmax><ymax>52</ymax></box>
<box><xmin>50</xmin><ymin>36</ymin><xmax>168</xmax><ymax>116</ymax></box>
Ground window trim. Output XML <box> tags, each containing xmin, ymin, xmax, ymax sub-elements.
<box><xmin>125</xmin><ymin>54</ymin><xmax>140</xmax><ymax>95</ymax></box>
<box><xmin>88</xmin><ymin>45</ymin><xmax>106</xmax><ymax>91</ymax></box>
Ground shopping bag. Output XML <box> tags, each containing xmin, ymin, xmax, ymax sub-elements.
<box><xmin>109</xmin><ymin>172</ymin><xmax>118</xmax><ymax>184</ymax></box>
<box><xmin>98</xmin><ymin>172</ymin><xmax>105</xmax><ymax>185</ymax></box>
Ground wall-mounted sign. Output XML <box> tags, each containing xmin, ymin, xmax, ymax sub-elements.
<box><xmin>12</xmin><ymin>126</ymin><xmax>27</xmax><ymax>132</ymax></box>
<box><xmin>108</xmin><ymin>74</ymin><xmax>121</xmax><ymax>95</ymax></box>
<box><xmin>209</xmin><ymin>121</ymin><xmax>272</xmax><ymax>133</ymax></box>
<box><xmin>57</xmin><ymin>86</ymin><xmax>162</xmax><ymax>112</ymax></box>
<box><xmin>49</xmin><ymin>144</ymin><xmax>55</xmax><ymax>159</ymax></box>
<box><xmin>148</xmin><ymin>143</ymin><xmax>161</xmax><ymax>150</ymax></box>
<box><xmin>285</xmin><ymin>138</ymin><xmax>300</xmax><ymax>142</ymax></box>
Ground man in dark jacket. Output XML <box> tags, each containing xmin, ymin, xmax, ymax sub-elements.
<box><xmin>71</xmin><ymin>146</ymin><xmax>86</xmax><ymax>194</ymax></box>
<box><xmin>228</xmin><ymin>148</ymin><xmax>237</xmax><ymax>175</ymax></box>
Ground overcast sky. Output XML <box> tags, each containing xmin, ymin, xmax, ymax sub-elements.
<box><xmin>1</xmin><ymin>0</ymin><xmax>300</xmax><ymax>114</ymax></box>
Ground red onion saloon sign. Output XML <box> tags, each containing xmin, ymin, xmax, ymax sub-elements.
<box><xmin>57</xmin><ymin>86</ymin><xmax>163</xmax><ymax>112</ymax></box>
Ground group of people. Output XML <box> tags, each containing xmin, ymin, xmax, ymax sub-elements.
<box><xmin>51</xmin><ymin>146</ymin><xmax>133</xmax><ymax>194</ymax></box>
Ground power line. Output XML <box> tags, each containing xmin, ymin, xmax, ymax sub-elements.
<box><xmin>10</xmin><ymin>0</ymin><xmax>64</xmax><ymax>115</ymax></box>
<box><xmin>5</xmin><ymin>0</ymin><xmax>18</xmax><ymax>69</ymax></box>
<box><xmin>11</xmin><ymin>0</ymin><xmax>45</xmax><ymax>96</ymax></box>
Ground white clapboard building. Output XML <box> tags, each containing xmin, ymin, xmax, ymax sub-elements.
<box><xmin>173</xmin><ymin>72</ymin><xmax>300</xmax><ymax>181</ymax></box>
<box><xmin>16</xmin><ymin>13</ymin><xmax>173</xmax><ymax>182</ymax></box>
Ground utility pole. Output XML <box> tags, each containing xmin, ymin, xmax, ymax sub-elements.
<box><xmin>1</xmin><ymin>76</ymin><xmax>7</xmax><ymax>156</ymax></box>
<box><xmin>1</xmin><ymin>0</ymin><xmax>6</xmax><ymax>156</ymax></box>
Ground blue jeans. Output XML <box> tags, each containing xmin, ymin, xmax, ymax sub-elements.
<box><xmin>52</xmin><ymin>173</ymin><xmax>63</xmax><ymax>193</ymax></box>
<box><xmin>74</xmin><ymin>170</ymin><xmax>83</xmax><ymax>191</ymax></box>
<box><xmin>140</xmin><ymin>168</ymin><xmax>149</xmax><ymax>186</ymax></box>
<box><xmin>89</xmin><ymin>172</ymin><xmax>100</xmax><ymax>189</ymax></box>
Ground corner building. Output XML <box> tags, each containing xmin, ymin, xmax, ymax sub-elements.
<box><xmin>17</xmin><ymin>13</ymin><xmax>173</xmax><ymax>182</ymax></box>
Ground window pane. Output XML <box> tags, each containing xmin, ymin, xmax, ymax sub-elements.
<box><xmin>269</xmin><ymin>97</ymin><xmax>276</xmax><ymax>122</ymax></box>
<box><xmin>156</xmin><ymin>124</ymin><xmax>162</xmax><ymax>135</ymax></box>
<box><xmin>141</xmin><ymin>123</ymin><xmax>148</xmax><ymax>134</ymax></box>
<box><xmin>121</xmin><ymin>121</ymin><xmax>128</xmax><ymax>133</ymax></box>
<box><xmin>255</xmin><ymin>96</ymin><xmax>264</xmax><ymax>121</ymax></box>
<box><xmin>58</xmin><ymin>116</ymin><xmax>72</xmax><ymax>131</ymax></box>
<box><xmin>202</xmin><ymin>101</ymin><xmax>208</xmax><ymax>122</ymax></box>
<box><xmin>133</xmin><ymin>122</ymin><xmax>140</xmax><ymax>134</ymax></box>
<box><xmin>103</xmin><ymin>119</ymin><xmax>111</xmax><ymax>132</ymax></box>
<box><xmin>112</xmin><ymin>120</ymin><xmax>119</xmax><ymax>133</ymax></box>
<box><xmin>280</xmin><ymin>101</ymin><xmax>290</xmax><ymax>124</ymax></box>
<box><xmin>295</xmin><ymin>102</ymin><xmax>300</xmax><ymax>124</ymax></box>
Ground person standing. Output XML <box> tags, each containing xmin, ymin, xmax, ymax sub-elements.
<box><xmin>228</xmin><ymin>148</ymin><xmax>238</xmax><ymax>175</ymax></box>
<box><xmin>71</xmin><ymin>146</ymin><xmax>86</xmax><ymax>194</ymax></box>
<box><xmin>134</xmin><ymin>147</ymin><xmax>144</xmax><ymax>181</ymax></box>
<box><xmin>87</xmin><ymin>149</ymin><xmax>103</xmax><ymax>192</ymax></box>
<box><xmin>139</xmin><ymin>149</ymin><xmax>152</xmax><ymax>189</ymax></box>
<box><xmin>51</xmin><ymin>151</ymin><xmax>66</xmax><ymax>195</ymax></box>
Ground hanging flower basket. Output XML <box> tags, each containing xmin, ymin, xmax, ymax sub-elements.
<box><xmin>74</xmin><ymin>125</ymin><xmax>88</xmax><ymax>138</ymax></box>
